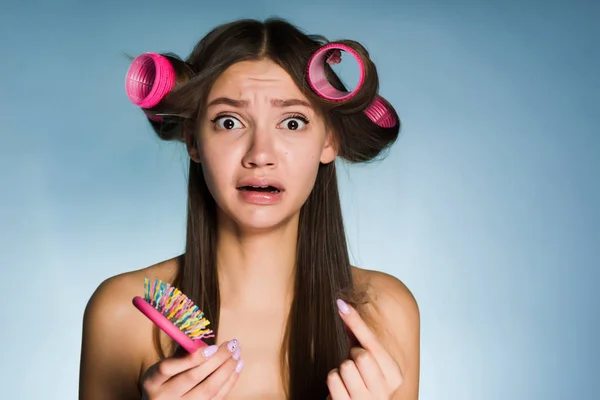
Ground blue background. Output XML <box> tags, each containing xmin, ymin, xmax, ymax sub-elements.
<box><xmin>1</xmin><ymin>0</ymin><xmax>598</xmax><ymax>398</ymax></box>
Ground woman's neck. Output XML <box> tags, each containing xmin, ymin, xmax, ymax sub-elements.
<box><xmin>215</xmin><ymin>212</ymin><xmax>299</xmax><ymax>312</ymax></box>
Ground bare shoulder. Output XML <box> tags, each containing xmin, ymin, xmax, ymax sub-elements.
<box><xmin>352</xmin><ymin>266</ymin><xmax>420</xmax><ymax>320</ymax></box>
<box><xmin>351</xmin><ymin>266</ymin><xmax>420</xmax><ymax>399</ymax></box>
<box><xmin>79</xmin><ymin>257</ymin><xmax>179</xmax><ymax>400</ymax></box>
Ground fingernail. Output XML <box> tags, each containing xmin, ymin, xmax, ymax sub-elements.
<box><xmin>227</xmin><ymin>339</ymin><xmax>239</xmax><ymax>353</ymax></box>
<box><xmin>336</xmin><ymin>299</ymin><xmax>350</xmax><ymax>315</ymax></box>
<box><xmin>235</xmin><ymin>359</ymin><xmax>245</xmax><ymax>373</ymax></box>
<box><xmin>232</xmin><ymin>346</ymin><xmax>242</xmax><ymax>360</ymax></box>
<box><xmin>202</xmin><ymin>345</ymin><xmax>219</xmax><ymax>358</ymax></box>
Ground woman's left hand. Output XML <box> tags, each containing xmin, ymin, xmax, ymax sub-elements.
<box><xmin>326</xmin><ymin>299</ymin><xmax>404</xmax><ymax>400</ymax></box>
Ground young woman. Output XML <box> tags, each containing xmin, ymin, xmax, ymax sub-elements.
<box><xmin>79</xmin><ymin>18</ymin><xmax>420</xmax><ymax>400</ymax></box>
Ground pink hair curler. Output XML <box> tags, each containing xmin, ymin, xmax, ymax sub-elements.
<box><xmin>306</xmin><ymin>43</ymin><xmax>398</xmax><ymax>129</ymax></box>
<box><xmin>125</xmin><ymin>52</ymin><xmax>177</xmax><ymax>109</ymax></box>
<box><xmin>132</xmin><ymin>278</ymin><xmax>214</xmax><ymax>353</ymax></box>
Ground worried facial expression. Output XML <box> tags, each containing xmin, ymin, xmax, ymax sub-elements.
<box><xmin>188</xmin><ymin>59</ymin><xmax>337</xmax><ymax>231</ymax></box>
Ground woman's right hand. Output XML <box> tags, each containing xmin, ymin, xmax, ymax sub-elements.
<box><xmin>141</xmin><ymin>339</ymin><xmax>244</xmax><ymax>400</ymax></box>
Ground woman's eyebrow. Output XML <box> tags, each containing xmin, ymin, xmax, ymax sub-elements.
<box><xmin>207</xmin><ymin>97</ymin><xmax>249</xmax><ymax>108</ymax></box>
<box><xmin>271</xmin><ymin>98</ymin><xmax>312</xmax><ymax>108</ymax></box>
<box><xmin>207</xmin><ymin>97</ymin><xmax>312</xmax><ymax>108</ymax></box>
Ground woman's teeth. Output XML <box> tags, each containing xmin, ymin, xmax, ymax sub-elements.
<box><xmin>239</xmin><ymin>185</ymin><xmax>280</xmax><ymax>193</ymax></box>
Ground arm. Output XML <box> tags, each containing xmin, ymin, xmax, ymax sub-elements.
<box><xmin>79</xmin><ymin>275</ymin><xmax>147</xmax><ymax>400</ymax></box>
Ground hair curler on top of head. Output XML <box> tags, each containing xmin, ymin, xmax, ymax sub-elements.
<box><xmin>306</xmin><ymin>43</ymin><xmax>398</xmax><ymax>129</ymax></box>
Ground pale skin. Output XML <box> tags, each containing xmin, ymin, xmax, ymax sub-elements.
<box><xmin>79</xmin><ymin>59</ymin><xmax>420</xmax><ymax>399</ymax></box>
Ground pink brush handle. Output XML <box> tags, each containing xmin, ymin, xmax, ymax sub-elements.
<box><xmin>306</xmin><ymin>43</ymin><xmax>398</xmax><ymax>129</ymax></box>
<box><xmin>132</xmin><ymin>296</ymin><xmax>206</xmax><ymax>353</ymax></box>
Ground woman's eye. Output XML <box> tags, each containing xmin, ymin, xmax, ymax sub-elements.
<box><xmin>214</xmin><ymin>116</ymin><xmax>244</xmax><ymax>130</ymax></box>
<box><xmin>280</xmin><ymin>117</ymin><xmax>308</xmax><ymax>131</ymax></box>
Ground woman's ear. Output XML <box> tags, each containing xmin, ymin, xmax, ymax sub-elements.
<box><xmin>319</xmin><ymin>128</ymin><xmax>339</xmax><ymax>164</ymax></box>
<box><xmin>183</xmin><ymin>120</ymin><xmax>202</xmax><ymax>163</ymax></box>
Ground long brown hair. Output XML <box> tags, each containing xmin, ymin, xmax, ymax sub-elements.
<box><xmin>136</xmin><ymin>18</ymin><xmax>401</xmax><ymax>399</ymax></box>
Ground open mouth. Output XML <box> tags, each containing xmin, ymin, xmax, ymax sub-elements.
<box><xmin>237</xmin><ymin>185</ymin><xmax>282</xmax><ymax>194</ymax></box>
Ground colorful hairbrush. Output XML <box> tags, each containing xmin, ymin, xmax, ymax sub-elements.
<box><xmin>306</xmin><ymin>43</ymin><xmax>398</xmax><ymax>129</ymax></box>
<box><xmin>132</xmin><ymin>278</ymin><xmax>214</xmax><ymax>353</ymax></box>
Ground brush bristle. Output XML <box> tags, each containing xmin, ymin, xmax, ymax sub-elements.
<box><xmin>144</xmin><ymin>278</ymin><xmax>214</xmax><ymax>340</ymax></box>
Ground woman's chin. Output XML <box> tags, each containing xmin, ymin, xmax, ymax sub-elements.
<box><xmin>220</xmin><ymin>207</ymin><xmax>301</xmax><ymax>235</ymax></box>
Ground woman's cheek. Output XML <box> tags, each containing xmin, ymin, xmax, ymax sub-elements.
<box><xmin>291</xmin><ymin>152</ymin><xmax>322</xmax><ymax>189</ymax></box>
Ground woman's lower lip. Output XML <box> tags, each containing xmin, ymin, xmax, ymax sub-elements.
<box><xmin>238</xmin><ymin>189</ymin><xmax>283</xmax><ymax>204</ymax></box>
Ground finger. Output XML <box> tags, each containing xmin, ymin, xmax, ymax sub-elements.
<box><xmin>164</xmin><ymin>339</ymin><xmax>241</xmax><ymax>396</ymax></box>
<box><xmin>326</xmin><ymin>368</ymin><xmax>350</xmax><ymax>400</ymax></box>
<box><xmin>349</xmin><ymin>347</ymin><xmax>387</xmax><ymax>398</ymax></box>
<box><xmin>184</xmin><ymin>356</ymin><xmax>239</xmax><ymax>398</ymax></box>
<box><xmin>337</xmin><ymin>301</ymin><xmax>404</xmax><ymax>389</ymax></box>
<box><xmin>336</xmin><ymin>299</ymin><xmax>383</xmax><ymax>353</ymax></box>
<box><xmin>337</xmin><ymin>300</ymin><xmax>404</xmax><ymax>386</ymax></box>
<box><xmin>336</xmin><ymin>300</ymin><xmax>398</xmax><ymax>368</ymax></box>
<box><xmin>212</xmin><ymin>358</ymin><xmax>244</xmax><ymax>400</ymax></box>
<box><xmin>338</xmin><ymin>360</ymin><xmax>370</xmax><ymax>398</ymax></box>
<box><xmin>149</xmin><ymin>342</ymin><xmax>220</xmax><ymax>386</ymax></box>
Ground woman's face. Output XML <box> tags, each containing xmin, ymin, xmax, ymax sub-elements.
<box><xmin>192</xmin><ymin>58</ymin><xmax>337</xmax><ymax>231</ymax></box>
